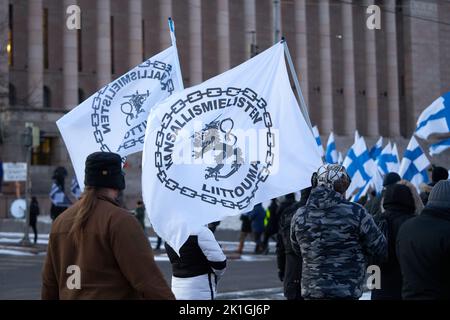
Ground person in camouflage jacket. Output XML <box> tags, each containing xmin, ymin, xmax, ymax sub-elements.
<box><xmin>290</xmin><ymin>164</ymin><xmax>387</xmax><ymax>300</ymax></box>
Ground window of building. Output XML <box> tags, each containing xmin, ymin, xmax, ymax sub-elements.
<box><xmin>8</xmin><ymin>4</ymin><xmax>13</xmax><ymax>66</ymax></box>
<box><xmin>43</xmin><ymin>8</ymin><xmax>49</xmax><ymax>69</ymax></box>
<box><xmin>110</xmin><ymin>16</ymin><xmax>115</xmax><ymax>74</ymax></box>
<box><xmin>77</xmin><ymin>28</ymin><xmax>82</xmax><ymax>71</ymax></box>
<box><xmin>31</xmin><ymin>136</ymin><xmax>53</xmax><ymax>165</ymax></box>
<box><xmin>8</xmin><ymin>83</ymin><xmax>16</xmax><ymax>106</ymax></box>
<box><xmin>78</xmin><ymin>88</ymin><xmax>85</xmax><ymax>103</ymax></box>
<box><xmin>43</xmin><ymin>86</ymin><xmax>51</xmax><ymax>108</ymax></box>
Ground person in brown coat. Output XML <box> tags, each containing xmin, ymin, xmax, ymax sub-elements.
<box><xmin>42</xmin><ymin>152</ymin><xmax>174</xmax><ymax>300</ymax></box>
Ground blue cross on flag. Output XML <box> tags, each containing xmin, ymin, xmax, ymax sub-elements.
<box><xmin>343</xmin><ymin>136</ymin><xmax>383</xmax><ymax>200</ymax></box>
<box><xmin>71</xmin><ymin>177</ymin><xmax>82</xmax><ymax>200</ymax></box>
<box><xmin>415</xmin><ymin>92</ymin><xmax>450</xmax><ymax>140</ymax></box>
<box><xmin>312</xmin><ymin>126</ymin><xmax>325</xmax><ymax>157</ymax></box>
<box><xmin>325</xmin><ymin>132</ymin><xmax>338</xmax><ymax>164</ymax></box>
<box><xmin>376</xmin><ymin>142</ymin><xmax>399</xmax><ymax>175</ymax></box>
<box><xmin>429</xmin><ymin>137</ymin><xmax>450</xmax><ymax>156</ymax></box>
<box><xmin>399</xmin><ymin>136</ymin><xmax>430</xmax><ymax>189</ymax></box>
<box><xmin>369</xmin><ymin>137</ymin><xmax>383</xmax><ymax>160</ymax></box>
<box><xmin>337</xmin><ymin>152</ymin><xmax>343</xmax><ymax>165</ymax></box>
<box><xmin>49</xmin><ymin>183</ymin><xmax>72</xmax><ymax>207</ymax></box>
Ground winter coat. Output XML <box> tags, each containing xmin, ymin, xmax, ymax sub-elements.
<box><xmin>269</xmin><ymin>197</ymin><xmax>294</xmax><ymax>236</ymax></box>
<box><xmin>240</xmin><ymin>214</ymin><xmax>252</xmax><ymax>233</ymax></box>
<box><xmin>397</xmin><ymin>206</ymin><xmax>450</xmax><ymax>300</ymax></box>
<box><xmin>134</xmin><ymin>206</ymin><xmax>146</xmax><ymax>230</ymax></box>
<box><xmin>42</xmin><ymin>193</ymin><xmax>174</xmax><ymax>300</ymax></box>
<box><xmin>29</xmin><ymin>200</ymin><xmax>40</xmax><ymax>226</ymax></box>
<box><xmin>248</xmin><ymin>204</ymin><xmax>266</xmax><ymax>234</ymax></box>
<box><xmin>365</xmin><ymin>195</ymin><xmax>382</xmax><ymax>217</ymax></box>
<box><xmin>277</xmin><ymin>200</ymin><xmax>304</xmax><ymax>300</ymax></box>
<box><xmin>264</xmin><ymin>200</ymin><xmax>280</xmax><ymax>237</ymax></box>
<box><xmin>371</xmin><ymin>184</ymin><xmax>415</xmax><ymax>300</ymax></box>
<box><xmin>290</xmin><ymin>186</ymin><xmax>387</xmax><ymax>300</ymax></box>
<box><xmin>165</xmin><ymin>226</ymin><xmax>227</xmax><ymax>300</ymax></box>
<box><xmin>50</xmin><ymin>204</ymin><xmax>67</xmax><ymax>221</ymax></box>
<box><xmin>419</xmin><ymin>183</ymin><xmax>433</xmax><ymax>206</ymax></box>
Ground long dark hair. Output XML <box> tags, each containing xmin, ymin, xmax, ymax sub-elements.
<box><xmin>69</xmin><ymin>187</ymin><xmax>98</xmax><ymax>243</ymax></box>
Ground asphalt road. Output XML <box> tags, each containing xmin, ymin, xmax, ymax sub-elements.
<box><xmin>0</xmin><ymin>251</ymin><xmax>283</xmax><ymax>300</ymax></box>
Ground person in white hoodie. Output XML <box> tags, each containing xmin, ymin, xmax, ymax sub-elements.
<box><xmin>164</xmin><ymin>225</ymin><xmax>227</xmax><ymax>300</ymax></box>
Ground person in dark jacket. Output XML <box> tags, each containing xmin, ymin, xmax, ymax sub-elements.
<box><xmin>248</xmin><ymin>203</ymin><xmax>266</xmax><ymax>254</ymax></box>
<box><xmin>29</xmin><ymin>196</ymin><xmax>40</xmax><ymax>244</ymax></box>
<box><xmin>277</xmin><ymin>187</ymin><xmax>311</xmax><ymax>300</ymax></box>
<box><xmin>397</xmin><ymin>180</ymin><xmax>450</xmax><ymax>300</ymax></box>
<box><xmin>208</xmin><ymin>221</ymin><xmax>221</xmax><ymax>233</ymax></box>
<box><xmin>42</xmin><ymin>152</ymin><xmax>174</xmax><ymax>300</ymax></box>
<box><xmin>365</xmin><ymin>172</ymin><xmax>401</xmax><ymax>217</ymax></box>
<box><xmin>133</xmin><ymin>200</ymin><xmax>146</xmax><ymax>231</ymax></box>
<box><xmin>419</xmin><ymin>166</ymin><xmax>448</xmax><ymax>205</ymax></box>
<box><xmin>236</xmin><ymin>214</ymin><xmax>252</xmax><ymax>254</ymax></box>
<box><xmin>261</xmin><ymin>198</ymin><xmax>279</xmax><ymax>254</ymax></box>
<box><xmin>291</xmin><ymin>164</ymin><xmax>387</xmax><ymax>300</ymax></box>
<box><xmin>49</xmin><ymin>167</ymin><xmax>71</xmax><ymax>221</ymax></box>
<box><xmin>371</xmin><ymin>184</ymin><xmax>416</xmax><ymax>300</ymax></box>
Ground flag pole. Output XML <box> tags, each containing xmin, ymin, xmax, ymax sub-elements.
<box><xmin>281</xmin><ymin>37</ymin><xmax>313</xmax><ymax>133</ymax></box>
<box><xmin>168</xmin><ymin>17</ymin><xmax>184</xmax><ymax>90</ymax></box>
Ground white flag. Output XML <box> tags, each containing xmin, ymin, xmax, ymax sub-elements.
<box><xmin>57</xmin><ymin>46</ymin><xmax>183</xmax><ymax>190</ymax></box>
<box><xmin>142</xmin><ymin>42</ymin><xmax>322</xmax><ymax>253</ymax></box>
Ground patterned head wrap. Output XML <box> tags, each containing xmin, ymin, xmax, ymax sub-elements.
<box><xmin>315</xmin><ymin>164</ymin><xmax>351</xmax><ymax>191</ymax></box>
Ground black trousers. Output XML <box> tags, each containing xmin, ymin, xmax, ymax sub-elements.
<box><xmin>156</xmin><ymin>236</ymin><xmax>162</xmax><ymax>250</ymax></box>
<box><xmin>29</xmin><ymin>223</ymin><xmax>38</xmax><ymax>243</ymax></box>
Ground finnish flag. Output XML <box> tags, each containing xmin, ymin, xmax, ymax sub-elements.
<box><xmin>343</xmin><ymin>136</ymin><xmax>383</xmax><ymax>199</ymax></box>
<box><xmin>415</xmin><ymin>92</ymin><xmax>450</xmax><ymax>140</ymax></box>
<box><xmin>354</xmin><ymin>130</ymin><xmax>360</xmax><ymax>143</ymax></box>
<box><xmin>369</xmin><ymin>137</ymin><xmax>383</xmax><ymax>160</ymax></box>
<box><xmin>376</xmin><ymin>142</ymin><xmax>399</xmax><ymax>175</ymax></box>
<box><xmin>312</xmin><ymin>126</ymin><xmax>325</xmax><ymax>157</ymax></box>
<box><xmin>325</xmin><ymin>132</ymin><xmax>338</xmax><ymax>164</ymax></box>
<box><xmin>351</xmin><ymin>180</ymin><xmax>371</xmax><ymax>202</ymax></box>
<box><xmin>71</xmin><ymin>177</ymin><xmax>82</xmax><ymax>200</ymax></box>
<box><xmin>392</xmin><ymin>143</ymin><xmax>400</xmax><ymax>171</ymax></box>
<box><xmin>429</xmin><ymin>137</ymin><xmax>450</xmax><ymax>156</ymax></box>
<box><xmin>399</xmin><ymin>136</ymin><xmax>430</xmax><ymax>188</ymax></box>
<box><xmin>49</xmin><ymin>183</ymin><xmax>72</xmax><ymax>207</ymax></box>
<box><xmin>337</xmin><ymin>152</ymin><xmax>343</xmax><ymax>165</ymax></box>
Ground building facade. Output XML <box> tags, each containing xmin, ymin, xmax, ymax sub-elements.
<box><xmin>0</xmin><ymin>0</ymin><xmax>449</xmax><ymax>213</ymax></box>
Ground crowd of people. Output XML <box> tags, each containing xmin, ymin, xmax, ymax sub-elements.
<box><xmin>274</xmin><ymin>164</ymin><xmax>450</xmax><ymax>300</ymax></box>
<box><xmin>41</xmin><ymin>151</ymin><xmax>449</xmax><ymax>300</ymax></box>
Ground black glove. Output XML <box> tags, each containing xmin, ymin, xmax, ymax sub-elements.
<box><xmin>278</xmin><ymin>271</ymin><xmax>284</xmax><ymax>282</ymax></box>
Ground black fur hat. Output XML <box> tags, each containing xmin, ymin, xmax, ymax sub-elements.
<box><xmin>84</xmin><ymin>152</ymin><xmax>125</xmax><ymax>190</ymax></box>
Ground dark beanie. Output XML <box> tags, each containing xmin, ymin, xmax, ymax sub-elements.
<box><xmin>431</xmin><ymin>166</ymin><xmax>448</xmax><ymax>184</ymax></box>
<box><xmin>383</xmin><ymin>172</ymin><xmax>401</xmax><ymax>187</ymax></box>
<box><xmin>427</xmin><ymin>180</ymin><xmax>450</xmax><ymax>209</ymax></box>
<box><xmin>84</xmin><ymin>152</ymin><xmax>125</xmax><ymax>190</ymax></box>
<box><xmin>383</xmin><ymin>184</ymin><xmax>415</xmax><ymax>212</ymax></box>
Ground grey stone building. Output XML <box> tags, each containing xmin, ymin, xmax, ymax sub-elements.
<box><xmin>0</xmin><ymin>0</ymin><xmax>449</xmax><ymax>216</ymax></box>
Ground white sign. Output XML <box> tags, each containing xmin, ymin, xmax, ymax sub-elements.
<box><xmin>2</xmin><ymin>163</ymin><xmax>27</xmax><ymax>182</ymax></box>
<box><xmin>10</xmin><ymin>199</ymin><xmax>26</xmax><ymax>219</ymax></box>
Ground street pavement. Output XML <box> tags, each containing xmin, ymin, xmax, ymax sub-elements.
<box><xmin>0</xmin><ymin>232</ymin><xmax>284</xmax><ymax>300</ymax></box>
<box><xmin>0</xmin><ymin>232</ymin><xmax>372</xmax><ymax>300</ymax></box>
